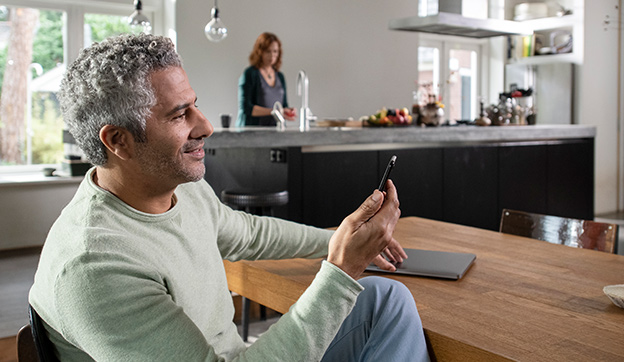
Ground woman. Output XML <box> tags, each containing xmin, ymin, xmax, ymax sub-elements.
<box><xmin>236</xmin><ymin>32</ymin><xmax>296</xmax><ymax>127</ymax></box>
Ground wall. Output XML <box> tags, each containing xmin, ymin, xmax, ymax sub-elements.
<box><xmin>175</xmin><ymin>0</ymin><xmax>419</xmax><ymax>125</ymax></box>
<box><xmin>580</xmin><ymin>0</ymin><xmax>622</xmax><ymax>214</ymax></box>
<box><xmin>0</xmin><ymin>181</ymin><xmax>79</xmax><ymax>250</ymax></box>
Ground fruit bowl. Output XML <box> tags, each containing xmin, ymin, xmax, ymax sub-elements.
<box><xmin>604</xmin><ymin>284</ymin><xmax>624</xmax><ymax>308</ymax></box>
<box><xmin>360</xmin><ymin>107</ymin><xmax>413</xmax><ymax>127</ymax></box>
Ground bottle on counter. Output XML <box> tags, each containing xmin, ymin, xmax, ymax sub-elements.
<box><xmin>475</xmin><ymin>98</ymin><xmax>491</xmax><ymax>126</ymax></box>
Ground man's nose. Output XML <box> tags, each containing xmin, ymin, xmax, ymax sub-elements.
<box><xmin>191</xmin><ymin>107</ymin><xmax>213</xmax><ymax>139</ymax></box>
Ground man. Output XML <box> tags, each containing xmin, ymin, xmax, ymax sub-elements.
<box><xmin>29</xmin><ymin>33</ymin><xmax>429</xmax><ymax>361</ymax></box>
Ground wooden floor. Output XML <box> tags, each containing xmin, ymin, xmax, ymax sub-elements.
<box><xmin>0</xmin><ymin>248</ymin><xmax>40</xmax><ymax>338</ymax></box>
<box><xmin>0</xmin><ymin>335</ymin><xmax>17</xmax><ymax>362</ymax></box>
<box><xmin>0</xmin><ymin>247</ymin><xmax>40</xmax><ymax>362</ymax></box>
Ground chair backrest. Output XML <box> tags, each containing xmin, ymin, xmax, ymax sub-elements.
<box><xmin>28</xmin><ymin>305</ymin><xmax>59</xmax><ymax>362</ymax></box>
<box><xmin>17</xmin><ymin>324</ymin><xmax>38</xmax><ymax>362</ymax></box>
<box><xmin>499</xmin><ymin>209</ymin><xmax>619</xmax><ymax>254</ymax></box>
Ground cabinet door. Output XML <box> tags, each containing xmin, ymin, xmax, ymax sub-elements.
<box><xmin>444</xmin><ymin>146</ymin><xmax>498</xmax><ymax>230</ymax></box>
<box><xmin>498</xmin><ymin>144</ymin><xmax>548</xmax><ymax>222</ymax></box>
<box><xmin>379</xmin><ymin>148</ymin><xmax>443</xmax><ymax>221</ymax></box>
<box><xmin>547</xmin><ymin>139</ymin><xmax>594</xmax><ymax>219</ymax></box>
<box><xmin>300</xmin><ymin>150</ymin><xmax>378</xmax><ymax>228</ymax></box>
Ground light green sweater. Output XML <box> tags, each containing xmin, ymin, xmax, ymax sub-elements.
<box><xmin>29</xmin><ymin>168</ymin><xmax>364</xmax><ymax>361</ymax></box>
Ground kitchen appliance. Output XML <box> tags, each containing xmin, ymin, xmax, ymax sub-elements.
<box><xmin>505</xmin><ymin>62</ymin><xmax>574</xmax><ymax>124</ymax></box>
<box><xmin>389</xmin><ymin>0</ymin><xmax>531</xmax><ymax>38</ymax></box>
<box><xmin>270</xmin><ymin>101</ymin><xmax>286</xmax><ymax>130</ymax></box>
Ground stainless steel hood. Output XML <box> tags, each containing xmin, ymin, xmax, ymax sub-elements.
<box><xmin>389</xmin><ymin>12</ymin><xmax>531</xmax><ymax>38</ymax></box>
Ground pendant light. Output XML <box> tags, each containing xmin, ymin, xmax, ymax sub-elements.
<box><xmin>128</xmin><ymin>0</ymin><xmax>152</xmax><ymax>33</ymax></box>
<box><xmin>205</xmin><ymin>0</ymin><xmax>228</xmax><ymax>42</ymax></box>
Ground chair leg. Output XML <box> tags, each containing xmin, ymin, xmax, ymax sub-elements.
<box><xmin>242</xmin><ymin>297</ymin><xmax>250</xmax><ymax>342</ymax></box>
<box><xmin>260</xmin><ymin>305</ymin><xmax>266</xmax><ymax>321</ymax></box>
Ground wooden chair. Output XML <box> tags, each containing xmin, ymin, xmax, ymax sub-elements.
<box><xmin>499</xmin><ymin>209</ymin><xmax>619</xmax><ymax>254</ymax></box>
<box><xmin>16</xmin><ymin>324</ymin><xmax>38</xmax><ymax>362</ymax></box>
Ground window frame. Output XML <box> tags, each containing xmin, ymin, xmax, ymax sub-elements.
<box><xmin>417</xmin><ymin>33</ymin><xmax>489</xmax><ymax>123</ymax></box>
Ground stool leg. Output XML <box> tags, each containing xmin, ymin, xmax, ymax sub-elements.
<box><xmin>260</xmin><ymin>305</ymin><xmax>267</xmax><ymax>321</ymax></box>
<box><xmin>242</xmin><ymin>297</ymin><xmax>250</xmax><ymax>342</ymax></box>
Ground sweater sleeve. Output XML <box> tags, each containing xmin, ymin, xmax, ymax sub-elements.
<box><xmin>232</xmin><ymin>261</ymin><xmax>364</xmax><ymax>361</ymax></box>
<box><xmin>216</xmin><ymin>199</ymin><xmax>333</xmax><ymax>261</ymax></box>
<box><xmin>54</xmin><ymin>254</ymin><xmax>361</xmax><ymax>362</ymax></box>
<box><xmin>54</xmin><ymin>253</ymin><xmax>227</xmax><ymax>362</ymax></box>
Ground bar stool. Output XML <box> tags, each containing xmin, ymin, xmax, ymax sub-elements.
<box><xmin>221</xmin><ymin>189</ymin><xmax>289</xmax><ymax>342</ymax></box>
<box><xmin>221</xmin><ymin>189</ymin><xmax>289</xmax><ymax>217</ymax></box>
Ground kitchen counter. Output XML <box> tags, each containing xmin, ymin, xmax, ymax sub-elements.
<box><xmin>204</xmin><ymin>124</ymin><xmax>595</xmax><ymax>230</ymax></box>
<box><xmin>205</xmin><ymin>124</ymin><xmax>596</xmax><ymax>149</ymax></box>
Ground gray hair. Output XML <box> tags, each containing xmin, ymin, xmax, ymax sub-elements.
<box><xmin>58</xmin><ymin>33</ymin><xmax>182</xmax><ymax>166</ymax></box>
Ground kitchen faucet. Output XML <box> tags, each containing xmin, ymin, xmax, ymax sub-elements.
<box><xmin>297</xmin><ymin>70</ymin><xmax>316</xmax><ymax>131</ymax></box>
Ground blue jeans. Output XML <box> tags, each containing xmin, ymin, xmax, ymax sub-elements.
<box><xmin>321</xmin><ymin>276</ymin><xmax>430</xmax><ymax>362</ymax></box>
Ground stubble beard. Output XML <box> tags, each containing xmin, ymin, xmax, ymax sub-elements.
<box><xmin>134</xmin><ymin>141</ymin><xmax>205</xmax><ymax>185</ymax></box>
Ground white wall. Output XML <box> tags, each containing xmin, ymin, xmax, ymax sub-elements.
<box><xmin>0</xmin><ymin>182</ymin><xmax>78</xmax><ymax>250</ymax></box>
<box><xmin>176</xmin><ymin>0</ymin><xmax>419</xmax><ymax>124</ymax></box>
<box><xmin>580</xmin><ymin>0</ymin><xmax>622</xmax><ymax>214</ymax></box>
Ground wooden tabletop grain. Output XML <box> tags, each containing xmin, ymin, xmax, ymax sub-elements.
<box><xmin>224</xmin><ymin>217</ymin><xmax>624</xmax><ymax>361</ymax></box>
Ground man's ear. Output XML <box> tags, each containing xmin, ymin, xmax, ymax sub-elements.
<box><xmin>99</xmin><ymin>125</ymin><xmax>135</xmax><ymax>161</ymax></box>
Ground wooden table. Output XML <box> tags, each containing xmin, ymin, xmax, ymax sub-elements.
<box><xmin>224</xmin><ymin>217</ymin><xmax>624</xmax><ymax>361</ymax></box>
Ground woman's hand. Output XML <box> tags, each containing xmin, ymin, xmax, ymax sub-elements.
<box><xmin>283</xmin><ymin>108</ymin><xmax>297</xmax><ymax>121</ymax></box>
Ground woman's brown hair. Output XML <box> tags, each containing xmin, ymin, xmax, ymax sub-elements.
<box><xmin>248</xmin><ymin>32</ymin><xmax>282</xmax><ymax>71</ymax></box>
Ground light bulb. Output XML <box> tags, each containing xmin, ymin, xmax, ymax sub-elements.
<box><xmin>128</xmin><ymin>0</ymin><xmax>152</xmax><ymax>33</ymax></box>
<box><xmin>205</xmin><ymin>6</ymin><xmax>227</xmax><ymax>42</ymax></box>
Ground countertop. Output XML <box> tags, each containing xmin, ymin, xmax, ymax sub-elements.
<box><xmin>204</xmin><ymin>124</ymin><xmax>596</xmax><ymax>150</ymax></box>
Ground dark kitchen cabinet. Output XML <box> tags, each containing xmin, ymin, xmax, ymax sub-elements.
<box><xmin>289</xmin><ymin>149</ymin><xmax>378</xmax><ymax>227</ymax></box>
<box><xmin>443</xmin><ymin>145</ymin><xmax>499</xmax><ymax>230</ymax></box>
<box><xmin>379</xmin><ymin>148</ymin><xmax>443</xmax><ymax>221</ymax></box>
<box><xmin>204</xmin><ymin>138</ymin><xmax>594</xmax><ymax>231</ymax></box>
<box><xmin>498</xmin><ymin>144</ymin><xmax>549</xmax><ymax>217</ymax></box>
<box><xmin>204</xmin><ymin>147</ymin><xmax>289</xmax><ymax>218</ymax></box>
<box><xmin>546</xmin><ymin>139</ymin><xmax>594</xmax><ymax>220</ymax></box>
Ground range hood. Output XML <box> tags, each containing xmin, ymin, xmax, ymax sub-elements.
<box><xmin>389</xmin><ymin>0</ymin><xmax>531</xmax><ymax>39</ymax></box>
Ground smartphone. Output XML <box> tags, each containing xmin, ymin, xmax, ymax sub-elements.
<box><xmin>378</xmin><ymin>155</ymin><xmax>397</xmax><ymax>191</ymax></box>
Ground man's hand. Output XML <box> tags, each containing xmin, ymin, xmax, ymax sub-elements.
<box><xmin>327</xmin><ymin>180</ymin><xmax>401</xmax><ymax>279</ymax></box>
<box><xmin>370</xmin><ymin>237</ymin><xmax>408</xmax><ymax>272</ymax></box>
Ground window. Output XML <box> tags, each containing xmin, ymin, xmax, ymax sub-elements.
<box><xmin>0</xmin><ymin>6</ymin><xmax>65</xmax><ymax>166</ymax></box>
<box><xmin>417</xmin><ymin>37</ymin><xmax>483</xmax><ymax>124</ymax></box>
<box><xmin>85</xmin><ymin>13</ymin><xmax>144</xmax><ymax>47</ymax></box>
<box><xmin>0</xmin><ymin>0</ymin><xmax>160</xmax><ymax>169</ymax></box>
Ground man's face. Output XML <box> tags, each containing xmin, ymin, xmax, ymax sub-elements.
<box><xmin>134</xmin><ymin>67</ymin><xmax>213</xmax><ymax>186</ymax></box>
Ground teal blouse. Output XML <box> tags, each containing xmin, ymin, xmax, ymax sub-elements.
<box><xmin>236</xmin><ymin>66</ymin><xmax>289</xmax><ymax>127</ymax></box>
